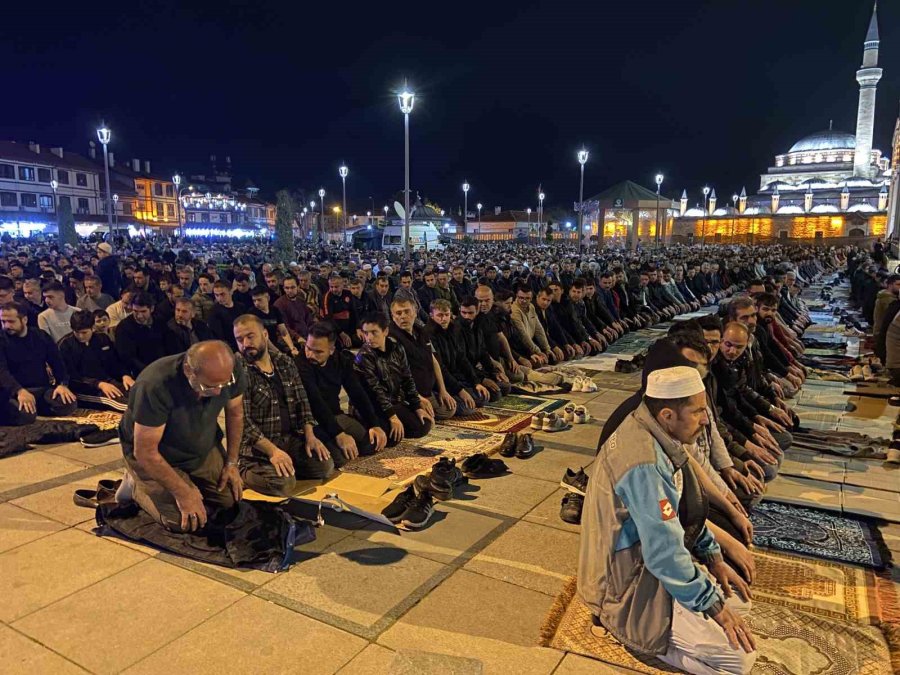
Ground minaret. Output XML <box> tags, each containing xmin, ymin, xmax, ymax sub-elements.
<box><xmin>853</xmin><ymin>2</ymin><xmax>882</xmax><ymax>177</ymax></box>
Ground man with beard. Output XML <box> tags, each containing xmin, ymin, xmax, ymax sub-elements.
<box><xmin>533</xmin><ymin>287</ymin><xmax>573</xmax><ymax>362</ymax></box>
<box><xmin>76</xmin><ymin>275</ymin><xmax>114</xmax><ymax>313</ymax></box>
<box><xmin>434</xmin><ymin>269</ymin><xmax>459</xmax><ymax>315</ymax></box>
<box><xmin>321</xmin><ymin>274</ymin><xmax>358</xmax><ymax>348</ymax></box>
<box><xmin>752</xmin><ymin>293</ymin><xmax>804</xmax><ymax>390</ymax></box>
<box><xmin>191</xmin><ymin>273</ymin><xmax>216</xmax><ymax>324</ymax></box>
<box><xmin>511</xmin><ymin>283</ymin><xmax>553</xmax><ymax>365</ymax></box>
<box><xmin>366</xmin><ymin>274</ymin><xmax>392</xmax><ymax>321</ymax></box>
<box><xmin>0</xmin><ymin>301</ymin><xmax>78</xmax><ymax>425</ymax></box>
<box><xmin>250</xmin><ymin>286</ymin><xmax>299</xmax><ymax>357</ymax></box>
<box><xmin>274</xmin><ymin>275</ymin><xmax>314</xmax><ymax>346</ymax></box>
<box><xmin>547</xmin><ymin>281</ymin><xmax>600</xmax><ymax>355</ymax></box>
<box><xmin>233</xmin><ymin>315</ymin><xmax>337</xmax><ymax>496</ymax></box>
<box><xmin>456</xmin><ymin>297</ymin><xmax>506</xmax><ymax>400</ymax></box>
<box><xmin>163</xmin><ymin>297</ymin><xmax>213</xmax><ymax>355</ymax></box>
<box><xmin>115</xmin><ymin>291</ymin><xmax>167</xmax><ymax>377</ymax></box>
<box><xmin>208</xmin><ymin>281</ymin><xmax>247</xmax><ymax>352</ymax></box>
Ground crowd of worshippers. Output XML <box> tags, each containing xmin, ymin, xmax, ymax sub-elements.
<box><xmin>849</xmin><ymin>244</ymin><xmax>900</xmax><ymax>384</ymax></box>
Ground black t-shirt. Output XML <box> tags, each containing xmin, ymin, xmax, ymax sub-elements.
<box><xmin>264</xmin><ymin>367</ymin><xmax>292</xmax><ymax>436</ymax></box>
<box><xmin>249</xmin><ymin>305</ymin><xmax>285</xmax><ymax>346</ymax></box>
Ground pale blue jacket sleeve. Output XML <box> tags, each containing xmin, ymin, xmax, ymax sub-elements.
<box><xmin>614</xmin><ymin>463</ymin><xmax>723</xmax><ymax>613</ymax></box>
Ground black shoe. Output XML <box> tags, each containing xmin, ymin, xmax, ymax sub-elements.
<box><xmin>515</xmin><ymin>433</ymin><xmax>536</xmax><ymax>459</ymax></box>
<box><xmin>560</xmin><ymin>467</ymin><xmax>588</xmax><ymax>496</ymax></box>
<box><xmin>414</xmin><ymin>473</ymin><xmax>452</xmax><ymax>501</ymax></box>
<box><xmin>560</xmin><ymin>493</ymin><xmax>584</xmax><ymax>525</ymax></box>
<box><xmin>462</xmin><ymin>453</ymin><xmax>509</xmax><ymax>478</ymax></box>
<box><xmin>432</xmin><ymin>457</ymin><xmax>465</xmax><ymax>488</ymax></box>
<box><xmin>79</xmin><ymin>429</ymin><xmax>119</xmax><ymax>448</ymax></box>
<box><xmin>498</xmin><ymin>433</ymin><xmax>517</xmax><ymax>458</ymax></box>
<box><xmin>400</xmin><ymin>491</ymin><xmax>435</xmax><ymax>529</ymax></box>
<box><xmin>382</xmin><ymin>485</ymin><xmax>417</xmax><ymax>524</ymax></box>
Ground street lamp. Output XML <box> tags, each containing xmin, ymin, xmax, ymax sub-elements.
<box><xmin>577</xmin><ymin>148</ymin><xmax>589</xmax><ymax>251</ymax></box>
<box><xmin>339</xmin><ymin>164</ymin><xmax>349</xmax><ymax>243</ymax></box>
<box><xmin>112</xmin><ymin>194</ymin><xmax>119</xmax><ymax>234</ymax></box>
<box><xmin>318</xmin><ymin>188</ymin><xmax>325</xmax><ymax>242</ymax></box>
<box><xmin>50</xmin><ymin>179</ymin><xmax>59</xmax><ymax>236</ymax></box>
<box><xmin>655</xmin><ymin>173</ymin><xmax>664</xmax><ymax>247</ymax></box>
<box><xmin>731</xmin><ymin>193</ymin><xmax>739</xmax><ymax>242</ymax></box>
<box><xmin>172</xmin><ymin>173</ymin><xmax>185</xmax><ymax>238</ymax></box>
<box><xmin>97</xmin><ymin>123</ymin><xmax>114</xmax><ymax>248</ymax></box>
<box><xmin>538</xmin><ymin>190</ymin><xmax>545</xmax><ymax>241</ymax></box>
<box><xmin>462</xmin><ymin>181</ymin><xmax>470</xmax><ymax>234</ymax></box>
<box><xmin>701</xmin><ymin>185</ymin><xmax>711</xmax><ymax>249</ymax></box>
<box><xmin>398</xmin><ymin>85</ymin><xmax>415</xmax><ymax>258</ymax></box>
<box><xmin>527</xmin><ymin>207</ymin><xmax>532</xmax><ymax>241</ymax></box>
<box><xmin>476</xmin><ymin>202</ymin><xmax>482</xmax><ymax>231</ymax></box>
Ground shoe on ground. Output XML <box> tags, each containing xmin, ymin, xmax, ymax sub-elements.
<box><xmin>574</xmin><ymin>406</ymin><xmax>589</xmax><ymax>424</ymax></box>
<box><xmin>541</xmin><ymin>412</ymin><xmax>571</xmax><ymax>433</ymax></box>
<box><xmin>560</xmin><ymin>492</ymin><xmax>584</xmax><ymax>525</ymax></box>
<box><xmin>572</xmin><ymin>376</ymin><xmax>586</xmax><ymax>391</ymax></box>
<box><xmin>462</xmin><ymin>453</ymin><xmax>510</xmax><ymax>477</ymax></box>
<box><xmin>530</xmin><ymin>412</ymin><xmax>546</xmax><ymax>431</ymax></box>
<box><xmin>563</xmin><ymin>405</ymin><xmax>575</xmax><ymax>424</ymax></box>
<box><xmin>499</xmin><ymin>433</ymin><xmax>518</xmax><ymax>457</ymax></box>
<box><xmin>79</xmin><ymin>428</ymin><xmax>120</xmax><ymax>448</ymax></box>
<box><xmin>560</xmin><ymin>467</ymin><xmax>588</xmax><ymax>496</ymax></box>
<box><xmin>382</xmin><ymin>485</ymin><xmax>417</xmax><ymax>524</ymax></box>
<box><xmin>399</xmin><ymin>490</ymin><xmax>435</xmax><ymax>529</ymax></box>
<box><xmin>432</xmin><ymin>457</ymin><xmax>466</xmax><ymax>488</ymax></box>
<box><xmin>580</xmin><ymin>378</ymin><xmax>597</xmax><ymax>392</ymax></box>
<box><xmin>515</xmin><ymin>433</ymin><xmax>537</xmax><ymax>459</ymax></box>
<box><xmin>414</xmin><ymin>472</ymin><xmax>452</xmax><ymax>501</ymax></box>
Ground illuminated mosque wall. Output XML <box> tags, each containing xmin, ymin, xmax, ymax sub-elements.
<box><xmin>673</xmin><ymin>213</ymin><xmax>886</xmax><ymax>240</ymax></box>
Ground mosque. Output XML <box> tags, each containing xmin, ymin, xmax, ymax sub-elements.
<box><xmin>664</xmin><ymin>3</ymin><xmax>893</xmax><ymax>244</ymax></box>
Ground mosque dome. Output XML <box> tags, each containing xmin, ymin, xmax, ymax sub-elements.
<box><xmin>788</xmin><ymin>130</ymin><xmax>856</xmax><ymax>153</ymax></box>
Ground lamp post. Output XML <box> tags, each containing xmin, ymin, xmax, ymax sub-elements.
<box><xmin>318</xmin><ymin>188</ymin><xmax>325</xmax><ymax>242</ymax></box>
<box><xmin>112</xmin><ymin>193</ymin><xmax>119</xmax><ymax>234</ymax></box>
<box><xmin>97</xmin><ymin>123</ymin><xmax>113</xmax><ymax>248</ymax></box>
<box><xmin>577</xmin><ymin>148</ymin><xmax>589</xmax><ymax>252</ymax></box>
<box><xmin>538</xmin><ymin>190</ymin><xmax>545</xmax><ymax>241</ymax></box>
<box><xmin>477</xmin><ymin>202</ymin><xmax>482</xmax><ymax>232</ymax></box>
<box><xmin>655</xmin><ymin>173</ymin><xmax>664</xmax><ymax>247</ymax></box>
<box><xmin>462</xmin><ymin>181</ymin><xmax>470</xmax><ymax>235</ymax></box>
<box><xmin>339</xmin><ymin>164</ymin><xmax>349</xmax><ymax>244</ymax></box>
<box><xmin>398</xmin><ymin>85</ymin><xmax>415</xmax><ymax>259</ymax></box>
<box><xmin>731</xmin><ymin>193</ymin><xmax>739</xmax><ymax>242</ymax></box>
<box><xmin>172</xmin><ymin>173</ymin><xmax>184</xmax><ymax>238</ymax></box>
<box><xmin>526</xmin><ymin>207</ymin><xmax>532</xmax><ymax>242</ymax></box>
<box><xmin>309</xmin><ymin>201</ymin><xmax>316</xmax><ymax>239</ymax></box>
<box><xmin>701</xmin><ymin>185</ymin><xmax>711</xmax><ymax>250</ymax></box>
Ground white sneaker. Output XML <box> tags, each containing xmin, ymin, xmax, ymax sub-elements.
<box><xmin>572</xmin><ymin>376</ymin><xmax>585</xmax><ymax>391</ymax></box>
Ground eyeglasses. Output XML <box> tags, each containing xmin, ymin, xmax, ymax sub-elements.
<box><xmin>192</xmin><ymin>371</ymin><xmax>236</xmax><ymax>393</ymax></box>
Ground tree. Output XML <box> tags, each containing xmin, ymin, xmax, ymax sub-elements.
<box><xmin>57</xmin><ymin>198</ymin><xmax>78</xmax><ymax>248</ymax></box>
<box><xmin>545</xmin><ymin>222</ymin><xmax>554</xmax><ymax>243</ymax></box>
<box><xmin>274</xmin><ymin>189</ymin><xmax>295</xmax><ymax>263</ymax></box>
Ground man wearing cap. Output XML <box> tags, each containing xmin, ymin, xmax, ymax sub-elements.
<box><xmin>95</xmin><ymin>242</ymin><xmax>122</xmax><ymax>300</ymax></box>
<box><xmin>579</xmin><ymin>365</ymin><xmax>756</xmax><ymax>675</ymax></box>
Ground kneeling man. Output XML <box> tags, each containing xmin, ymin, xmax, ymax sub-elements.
<box><xmin>578</xmin><ymin>366</ymin><xmax>756</xmax><ymax>675</ymax></box>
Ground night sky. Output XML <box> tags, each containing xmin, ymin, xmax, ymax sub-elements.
<box><xmin>4</xmin><ymin>0</ymin><xmax>897</xmax><ymax>215</ymax></box>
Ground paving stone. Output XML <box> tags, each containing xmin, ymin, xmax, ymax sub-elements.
<box><xmin>842</xmin><ymin>484</ymin><xmax>900</xmax><ymax>521</ymax></box>
<box><xmin>523</xmin><ymin>488</ymin><xmax>581</xmax><ymax>535</ymax></box>
<box><xmin>258</xmin><ymin>535</ymin><xmax>445</xmax><ymax>630</ymax></box>
<box><xmin>879</xmin><ymin>522</ymin><xmax>900</xmax><ymax>555</ymax></box>
<box><xmin>763</xmin><ymin>475</ymin><xmax>843</xmax><ymax>512</ymax></box>
<box><xmin>354</xmin><ymin>504</ymin><xmax>505</xmax><ymax>565</ymax></box>
<box><xmin>43</xmin><ymin>440</ymin><xmax>124</xmax><ymax>466</ymax></box>
<box><xmin>11</xmin><ymin>470</ymin><xmax>122</xmax><ymax>526</ymax></box>
<box><xmin>0</xmin><ymin>528</ymin><xmax>146</xmax><ymax>622</ymax></box>
<box><xmin>552</xmin><ymin>652</ymin><xmax>636</xmax><ymax>674</ymax></box>
<box><xmin>14</xmin><ymin>558</ymin><xmax>245</xmax><ymax>674</ymax></box>
<box><xmin>0</xmin><ymin>624</ymin><xmax>88</xmax><ymax>674</ymax></box>
<box><xmin>464</xmin><ymin>520</ymin><xmax>578</xmax><ymax>596</ymax></box>
<box><xmin>73</xmin><ymin>519</ymin><xmax>162</xmax><ymax>557</ymax></box>
<box><xmin>504</xmin><ymin>446</ymin><xmax>594</xmax><ymax>484</ymax></box>
<box><xmin>532</xmin><ymin>423</ymin><xmax>601</xmax><ymax>451</ymax></box>
<box><xmin>378</xmin><ymin>569</ymin><xmax>561</xmax><ymax>675</ymax></box>
<box><xmin>459</xmin><ymin>473</ymin><xmax>558</xmax><ymax>519</ymax></box>
<box><xmin>124</xmin><ymin>595</ymin><xmax>367</xmax><ymax>675</ymax></box>
<box><xmin>778</xmin><ymin>458</ymin><xmax>844</xmax><ymax>484</ymax></box>
<box><xmin>388</xmin><ymin>649</ymin><xmax>484</xmax><ymax>674</ymax></box>
<box><xmin>0</xmin><ymin>452</ymin><xmax>91</xmax><ymax>495</ymax></box>
<box><xmin>337</xmin><ymin>643</ymin><xmax>396</xmax><ymax>674</ymax></box>
<box><xmin>0</xmin><ymin>502</ymin><xmax>64</xmax><ymax>553</ymax></box>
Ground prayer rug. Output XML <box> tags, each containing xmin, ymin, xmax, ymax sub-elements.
<box><xmin>339</xmin><ymin>426</ymin><xmax>505</xmax><ymax>482</ymax></box>
<box><xmin>484</xmin><ymin>394</ymin><xmax>566</xmax><ymax>414</ymax></box>
<box><xmin>539</xmin><ymin>577</ymin><xmax>894</xmax><ymax>675</ymax></box>
<box><xmin>751</xmin><ymin>501</ymin><xmax>889</xmax><ymax>569</ymax></box>
<box><xmin>438</xmin><ymin>409</ymin><xmax>533</xmax><ymax>434</ymax></box>
<box><xmin>47</xmin><ymin>409</ymin><xmax>122</xmax><ymax>430</ymax></box>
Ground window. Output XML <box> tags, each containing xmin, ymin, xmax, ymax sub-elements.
<box><xmin>56</xmin><ymin>170</ymin><xmax>69</xmax><ymax>184</ymax></box>
<box><xmin>155</xmin><ymin>201</ymin><xmax>164</xmax><ymax>217</ymax></box>
<box><xmin>0</xmin><ymin>192</ymin><xmax>16</xmax><ymax>206</ymax></box>
<box><xmin>123</xmin><ymin>202</ymin><xmax>133</xmax><ymax>215</ymax></box>
<box><xmin>39</xmin><ymin>194</ymin><xmax>53</xmax><ymax>209</ymax></box>
<box><xmin>78</xmin><ymin>197</ymin><xmax>89</xmax><ymax>212</ymax></box>
<box><xmin>154</xmin><ymin>183</ymin><xmax>163</xmax><ymax>196</ymax></box>
<box><xmin>201</xmin><ymin>212</ymin><xmax>210</xmax><ymax>222</ymax></box>
<box><xmin>219</xmin><ymin>213</ymin><xmax>229</xmax><ymax>223</ymax></box>
<box><xmin>165</xmin><ymin>185</ymin><xmax>174</xmax><ymax>197</ymax></box>
<box><xmin>21</xmin><ymin>193</ymin><xmax>37</xmax><ymax>207</ymax></box>
<box><xmin>37</xmin><ymin>168</ymin><xmax>52</xmax><ymax>183</ymax></box>
<box><xmin>166</xmin><ymin>204</ymin><xmax>175</xmax><ymax>217</ymax></box>
<box><xmin>0</xmin><ymin>164</ymin><xmax>14</xmax><ymax>179</ymax></box>
<box><xmin>58</xmin><ymin>195</ymin><xmax>71</xmax><ymax>209</ymax></box>
<box><xmin>18</xmin><ymin>167</ymin><xmax>35</xmax><ymax>181</ymax></box>
<box><xmin>187</xmin><ymin>213</ymin><xmax>197</xmax><ymax>222</ymax></box>
<box><xmin>76</xmin><ymin>173</ymin><xmax>87</xmax><ymax>186</ymax></box>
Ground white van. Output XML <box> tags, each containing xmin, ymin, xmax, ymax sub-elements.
<box><xmin>381</xmin><ymin>223</ymin><xmax>444</xmax><ymax>251</ymax></box>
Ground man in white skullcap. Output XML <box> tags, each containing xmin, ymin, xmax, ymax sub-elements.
<box><xmin>578</xmin><ymin>365</ymin><xmax>757</xmax><ymax>675</ymax></box>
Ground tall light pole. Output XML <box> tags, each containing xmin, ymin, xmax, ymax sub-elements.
<box><xmin>309</xmin><ymin>201</ymin><xmax>316</xmax><ymax>239</ymax></box>
<box><xmin>112</xmin><ymin>194</ymin><xmax>119</xmax><ymax>234</ymax></box>
<box><xmin>731</xmin><ymin>193</ymin><xmax>739</xmax><ymax>242</ymax></box>
<box><xmin>701</xmin><ymin>185</ymin><xmax>711</xmax><ymax>249</ymax></box>
<box><xmin>318</xmin><ymin>188</ymin><xmax>325</xmax><ymax>243</ymax></box>
<box><xmin>398</xmin><ymin>85</ymin><xmax>415</xmax><ymax>259</ymax></box>
<box><xmin>339</xmin><ymin>164</ymin><xmax>349</xmax><ymax>244</ymax></box>
<box><xmin>577</xmin><ymin>148</ymin><xmax>589</xmax><ymax>252</ymax></box>
<box><xmin>655</xmin><ymin>173</ymin><xmax>664</xmax><ymax>247</ymax></box>
<box><xmin>462</xmin><ymin>181</ymin><xmax>470</xmax><ymax>235</ymax></box>
<box><xmin>527</xmin><ymin>207</ymin><xmax>532</xmax><ymax>242</ymax></box>
<box><xmin>49</xmin><ymin>179</ymin><xmax>59</xmax><ymax>238</ymax></box>
<box><xmin>538</xmin><ymin>190</ymin><xmax>545</xmax><ymax>241</ymax></box>
<box><xmin>477</xmin><ymin>202</ymin><xmax>482</xmax><ymax>232</ymax></box>
<box><xmin>172</xmin><ymin>173</ymin><xmax>183</xmax><ymax>238</ymax></box>
<box><xmin>97</xmin><ymin>123</ymin><xmax>113</xmax><ymax>248</ymax></box>
<box><xmin>383</xmin><ymin>204</ymin><xmax>389</xmax><ymax>225</ymax></box>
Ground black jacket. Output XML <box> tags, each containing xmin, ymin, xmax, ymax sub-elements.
<box><xmin>424</xmin><ymin>319</ymin><xmax>478</xmax><ymax>394</ymax></box>
<box><xmin>163</xmin><ymin>318</ymin><xmax>214</xmax><ymax>356</ymax></box>
<box><xmin>456</xmin><ymin>317</ymin><xmax>498</xmax><ymax>380</ymax></box>
<box><xmin>353</xmin><ymin>338</ymin><xmax>421</xmax><ymax>416</ymax></box>
<box><xmin>296</xmin><ymin>350</ymin><xmax>381</xmax><ymax>436</ymax></box>
<box><xmin>114</xmin><ymin>316</ymin><xmax>167</xmax><ymax>377</ymax></box>
<box><xmin>388</xmin><ymin>323</ymin><xmax>436</xmax><ymax>396</ymax></box>
<box><xmin>553</xmin><ymin>296</ymin><xmax>590</xmax><ymax>343</ymax></box>
<box><xmin>58</xmin><ymin>332</ymin><xmax>127</xmax><ymax>389</ymax></box>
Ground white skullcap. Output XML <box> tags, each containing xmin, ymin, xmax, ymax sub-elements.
<box><xmin>646</xmin><ymin>366</ymin><xmax>705</xmax><ymax>400</ymax></box>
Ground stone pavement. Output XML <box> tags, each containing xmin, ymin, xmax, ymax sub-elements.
<box><xmin>0</xmin><ymin>384</ymin><xmax>638</xmax><ymax>675</ymax></box>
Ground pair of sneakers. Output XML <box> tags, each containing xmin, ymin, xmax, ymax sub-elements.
<box><xmin>531</xmin><ymin>412</ymin><xmax>570</xmax><ymax>433</ymax></box>
<box><xmin>381</xmin><ymin>457</ymin><xmax>465</xmax><ymax>530</ymax></box>
<box><xmin>571</xmin><ymin>376</ymin><xmax>598</xmax><ymax>393</ymax></box>
<box><xmin>562</xmin><ymin>405</ymin><xmax>590</xmax><ymax>425</ymax></box>
<box><xmin>559</xmin><ymin>467</ymin><xmax>588</xmax><ymax>525</ymax></box>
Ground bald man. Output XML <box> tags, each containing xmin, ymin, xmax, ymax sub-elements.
<box><xmin>117</xmin><ymin>340</ymin><xmax>247</xmax><ymax>533</ymax></box>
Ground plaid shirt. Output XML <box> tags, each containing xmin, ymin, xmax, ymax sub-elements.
<box><xmin>238</xmin><ymin>349</ymin><xmax>315</xmax><ymax>455</ymax></box>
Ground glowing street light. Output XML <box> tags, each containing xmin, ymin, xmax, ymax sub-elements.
<box><xmin>476</xmin><ymin>202</ymin><xmax>482</xmax><ymax>230</ymax></box>
<box><xmin>318</xmin><ymin>188</ymin><xmax>325</xmax><ymax>242</ymax></box>
<box><xmin>654</xmin><ymin>173</ymin><xmax>664</xmax><ymax>247</ymax></box>
<box><xmin>538</xmin><ymin>190</ymin><xmax>545</xmax><ymax>240</ymax></box>
<box><xmin>50</xmin><ymin>179</ymin><xmax>59</xmax><ymax>234</ymax></box>
<box><xmin>731</xmin><ymin>193</ymin><xmax>739</xmax><ymax>241</ymax></box>
<box><xmin>173</xmin><ymin>173</ymin><xmax>187</xmax><ymax>238</ymax></box>
<box><xmin>701</xmin><ymin>185</ymin><xmax>711</xmax><ymax>249</ymax></box>
<box><xmin>339</xmin><ymin>164</ymin><xmax>349</xmax><ymax>242</ymax></box>
<box><xmin>398</xmin><ymin>84</ymin><xmax>415</xmax><ymax>259</ymax></box>
<box><xmin>97</xmin><ymin>122</ymin><xmax>114</xmax><ymax>247</ymax></box>
<box><xmin>462</xmin><ymin>181</ymin><xmax>470</xmax><ymax>234</ymax></box>
<box><xmin>577</xmin><ymin>148</ymin><xmax>589</xmax><ymax>251</ymax></box>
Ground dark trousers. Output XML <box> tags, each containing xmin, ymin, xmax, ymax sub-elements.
<box><xmin>379</xmin><ymin>403</ymin><xmax>432</xmax><ymax>447</ymax></box>
<box><xmin>453</xmin><ymin>386</ymin><xmax>488</xmax><ymax>416</ymax></box>
<box><xmin>239</xmin><ymin>434</ymin><xmax>336</xmax><ymax>498</ymax></box>
<box><xmin>331</xmin><ymin>412</ymin><xmax>374</xmax><ymax>459</ymax></box>
<box><xmin>70</xmin><ymin>380</ymin><xmax>129</xmax><ymax>413</ymax></box>
<box><xmin>0</xmin><ymin>386</ymin><xmax>78</xmax><ymax>426</ymax></box>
